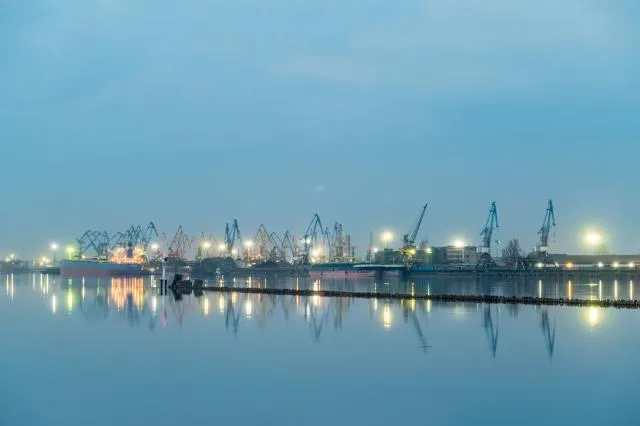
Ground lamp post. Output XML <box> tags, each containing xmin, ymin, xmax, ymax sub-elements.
<box><xmin>453</xmin><ymin>240</ymin><xmax>466</xmax><ymax>263</ymax></box>
<box><xmin>50</xmin><ymin>243</ymin><xmax>59</xmax><ymax>265</ymax></box>
<box><xmin>381</xmin><ymin>231</ymin><xmax>394</xmax><ymax>249</ymax></box>
<box><xmin>65</xmin><ymin>246</ymin><xmax>75</xmax><ymax>260</ymax></box>
<box><xmin>244</xmin><ymin>240</ymin><xmax>254</xmax><ymax>260</ymax></box>
<box><xmin>584</xmin><ymin>231</ymin><xmax>603</xmax><ymax>254</ymax></box>
<box><xmin>202</xmin><ymin>241</ymin><xmax>212</xmax><ymax>258</ymax></box>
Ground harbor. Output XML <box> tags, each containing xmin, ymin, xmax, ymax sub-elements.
<box><xmin>3</xmin><ymin>200</ymin><xmax>639</xmax><ymax>281</ymax></box>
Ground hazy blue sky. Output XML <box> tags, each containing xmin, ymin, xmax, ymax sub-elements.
<box><xmin>1</xmin><ymin>0</ymin><xmax>639</xmax><ymax>258</ymax></box>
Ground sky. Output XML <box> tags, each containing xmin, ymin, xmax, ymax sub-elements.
<box><xmin>1</xmin><ymin>0</ymin><xmax>639</xmax><ymax>259</ymax></box>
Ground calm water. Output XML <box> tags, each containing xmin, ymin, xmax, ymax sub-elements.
<box><xmin>1</xmin><ymin>273</ymin><xmax>639</xmax><ymax>426</ymax></box>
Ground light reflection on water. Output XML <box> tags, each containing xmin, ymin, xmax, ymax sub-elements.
<box><xmin>0</xmin><ymin>273</ymin><xmax>639</xmax><ymax>426</ymax></box>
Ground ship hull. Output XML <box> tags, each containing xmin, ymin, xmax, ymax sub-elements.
<box><xmin>60</xmin><ymin>260</ymin><xmax>145</xmax><ymax>278</ymax></box>
<box><xmin>308</xmin><ymin>263</ymin><xmax>375</xmax><ymax>279</ymax></box>
<box><xmin>309</xmin><ymin>270</ymin><xmax>375</xmax><ymax>279</ymax></box>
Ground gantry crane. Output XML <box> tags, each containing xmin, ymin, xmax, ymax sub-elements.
<box><xmin>478</xmin><ymin>202</ymin><xmax>499</xmax><ymax>269</ymax></box>
<box><xmin>401</xmin><ymin>203</ymin><xmax>428</xmax><ymax>264</ymax></box>
<box><xmin>536</xmin><ymin>200</ymin><xmax>556</xmax><ymax>265</ymax></box>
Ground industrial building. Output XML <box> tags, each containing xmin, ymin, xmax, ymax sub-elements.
<box><xmin>431</xmin><ymin>246</ymin><xmax>478</xmax><ymax>265</ymax></box>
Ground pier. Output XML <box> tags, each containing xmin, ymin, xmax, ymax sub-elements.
<box><xmin>198</xmin><ymin>285</ymin><xmax>640</xmax><ymax>309</ymax></box>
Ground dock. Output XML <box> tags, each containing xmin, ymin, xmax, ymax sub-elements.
<box><xmin>198</xmin><ymin>285</ymin><xmax>640</xmax><ymax>309</ymax></box>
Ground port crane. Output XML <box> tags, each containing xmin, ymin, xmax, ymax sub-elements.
<box><xmin>166</xmin><ymin>225</ymin><xmax>194</xmax><ymax>260</ymax></box>
<box><xmin>224</xmin><ymin>219</ymin><xmax>242</xmax><ymax>257</ymax></box>
<box><xmin>301</xmin><ymin>213</ymin><xmax>330</xmax><ymax>264</ymax></box>
<box><xmin>478</xmin><ymin>202</ymin><xmax>499</xmax><ymax>269</ymax></box>
<box><xmin>254</xmin><ymin>224</ymin><xmax>274</xmax><ymax>261</ymax></box>
<box><xmin>401</xmin><ymin>203</ymin><xmax>428</xmax><ymax>264</ymax></box>
<box><xmin>535</xmin><ymin>200</ymin><xmax>556</xmax><ymax>265</ymax></box>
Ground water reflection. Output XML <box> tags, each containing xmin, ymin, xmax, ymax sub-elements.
<box><xmin>3</xmin><ymin>273</ymin><xmax>634</xmax><ymax>360</ymax></box>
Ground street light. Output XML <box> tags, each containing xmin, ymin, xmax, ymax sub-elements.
<box><xmin>453</xmin><ymin>239</ymin><xmax>466</xmax><ymax>249</ymax></box>
<box><xmin>65</xmin><ymin>246</ymin><xmax>76</xmax><ymax>259</ymax></box>
<box><xmin>50</xmin><ymin>242</ymin><xmax>59</xmax><ymax>264</ymax></box>
<box><xmin>584</xmin><ymin>231</ymin><xmax>603</xmax><ymax>253</ymax></box>
<box><xmin>202</xmin><ymin>241</ymin><xmax>212</xmax><ymax>257</ymax></box>
<box><xmin>381</xmin><ymin>231</ymin><xmax>394</xmax><ymax>249</ymax></box>
<box><xmin>453</xmin><ymin>239</ymin><xmax>466</xmax><ymax>263</ymax></box>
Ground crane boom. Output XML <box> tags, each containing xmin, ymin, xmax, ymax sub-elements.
<box><xmin>403</xmin><ymin>203</ymin><xmax>428</xmax><ymax>248</ymax></box>
<box><xmin>480</xmin><ymin>202</ymin><xmax>499</xmax><ymax>251</ymax></box>
<box><xmin>537</xmin><ymin>200</ymin><xmax>556</xmax><ymax>251</ymax></box>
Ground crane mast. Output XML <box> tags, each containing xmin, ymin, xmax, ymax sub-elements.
<box><xmin>478</xmin><ymin>202</ymin><xmax>499</xmax><ymax>268</ymax></box>
<box><xmin>401</xmin><ymin>203</ymin><xmax>428</xmax><ymax>264</ymax></box>
<box><xmin>537</xmin><ymin>200</ymin><xmax>556</xmax><ymax>253</ymax></box>
<box><xmin>403</xmin><ymin>203</ymin><xmax>428</xmax><ymax>249</ymax></box>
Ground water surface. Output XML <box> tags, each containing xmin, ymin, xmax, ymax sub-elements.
<box><xmin>1</xmin><ymin>273</ymin><xmax>638</xmax><ymax>426</ymax></box>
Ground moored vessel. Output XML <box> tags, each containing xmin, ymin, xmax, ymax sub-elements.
<box><xmin>308</xmin><ymin>262</ymin><xmax>375</xmax><ymax>279</ymax></box>
<box><xmin>60</xmin><ymin>259</ymin><xmax>146</xmax><ymax>277</ymax></box>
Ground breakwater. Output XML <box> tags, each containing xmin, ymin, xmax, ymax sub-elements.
<box><xmin>200</xmin><ymin>285</ymin><xmax>640</xmax><ymax>309</ymax></box>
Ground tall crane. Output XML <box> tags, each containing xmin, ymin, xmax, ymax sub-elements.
<box><xmin>224</xmin><ymin>219</ymin><xmax>242</xmax><ymax>257</ymax></box>
<box><xmin>401</xmin><ymin>203</ymin><xmax>428</xmax><ymax>264</ymax></box>
<box><xmin>300</xmin><ymin>213</ymin><xmax>327</xmax><ymax>264</ymax></box>
<box><xmin>536</xmin><ymin>200</ymin><xmax>556</xmax><ymax>264</ymax></box>
<box><xmin>478</xmin><ymin>202</ymin><xmax>499</xmax><ymax>268</ymax></box>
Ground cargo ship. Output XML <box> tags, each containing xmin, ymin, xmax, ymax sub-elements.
<box><xmin>307</xmin><ymin>263</ymin><xmax>375</xmax><ymax>279</ymax></box>
<box><xmin>60</xmin><ymin>259</ymin><xmax>146</xmax><ymax>277</ymax></box>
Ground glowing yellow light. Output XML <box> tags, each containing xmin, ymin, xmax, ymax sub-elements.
<box><xmin>382</xmin><ymin>305</ymin><xmax>392</xmax><ymax>329</ymax></box>
<box><xmin>453</xmin><ymin>240</ymin><xmax>466</xmax><ymax>249</ymax></box>
<box><xmin>629</xmin><ymin>262</ymin><xmax>635</xmax><ymax>268</ymax></box>
<box><xmin>586</xmin><ymin>307</ymin><xmax>601</xmax><ymax>328</ymax></box>
<box><xmin>381</xmin><ymin>231</ymin><xmax>394</xmax><ymax>243</ymax></box>
<box><xmin>535</xmin><ymin>262</ymin><xmax>544</xmax><ymax>268</ymax></box>
<box><xmin>613</xmin><ymin>262</ymin><xmax>619</xmax><ymax>268</ymax></box>
<box><xmin>150</xmin><ymin>243</ymin><xmax>160</xmax><ymax>251</ymax></box>
<box><xmin>218</xmin><ymin>296</ymin><xmax>226</xmax><ymax>313</ymax></box>
<box><xmin>244</xmin><ymin>240</ymin><xmax>254</xmax><ymax>248</ymax></box>
<box><xmin>50</xmin><ymin>243</ymin><xmax>59</xmax><ymax>251</ymax></box>
<box><xmin>244</xmin><ymin>299</ymin><xmax>253</xmax><ymax>318</ymax></box>
<box><xmin>584</xmin><ymin>232</ymin><xmax>602</xmax><ymax>247</ymax></box>
<box><xmin>566</xmin><ymin>262</ymin><xmax>573</xmax><ymax>269</ymax></box>
<box><xmin>51</xmin><ymin>295</ymin><xmax>57</xmax><ymax>314</ymax></box>
<box><xmin>597</xmin><ymin>262</ymin><xmax>604</xmax><ymax>268</ymax></box>
<box><xmin>426</xmin><ymin>247</ymin><xmax>433</xmax><ymax>254</ymax></box>
<box><xmin>202</xmin><ymin>297</ymin><xmax>210</xmax><ymax>316</ymax></box>
<box><xmin>66</xmin><ymin>290</ymin><xmax>74</xmax><ymax>312</ymax></box>
<box><xmin>407</xmin><ymin>299</ymin><xmax>416</xmax><ymax>312</ymax></box>
<box><xmin>202</xmin><ymin>241</ymin><xmax>212</xmax><ymax>249</ymax></box>
<box><xmin>151</xmin><ymin>296</ymin><xmax>158</xmax><ymax>314</ymax></box>
<box><xmin>373</xmin><ymin>247</ymin><xmax>379</xmax><ymax>253</ymax></box>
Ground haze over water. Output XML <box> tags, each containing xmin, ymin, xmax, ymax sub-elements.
<box><xmin>1</xmin><ymin>273</ymin><xmax>638</xmax><ymax>426</ymax></box>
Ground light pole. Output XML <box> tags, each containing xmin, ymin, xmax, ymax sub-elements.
<box><xmin>202</xmin><ymin>241</ymin><xmax>212</xmax><ymax>258</ymax></box>
<box><xmin>50</xmin><ymin>243</ymin><xmax>59</xmax><ymax>265</ymax></box>
<box><xmin>584</xmin><ymin>231</ymin><xmax>603</xmax><ymax>254</ymax></box>
<box><xmin>65</xmin><ymin>246</ymin><xmax>75</xmax><ymax>260</ymax></box>
<box><xmin>381</xmin><ymin>231</ymin><xmax>393</xmax><ymax>249</ymax></box>
<box><xmin>453</xmin><ymin>240</ymin><xmax>466</xmax><ymax>263</ymax></box>
<box><xmin>244</xmin><ymin>240</ymin><xmax>254</xmax><ymax>260</ymax></box>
